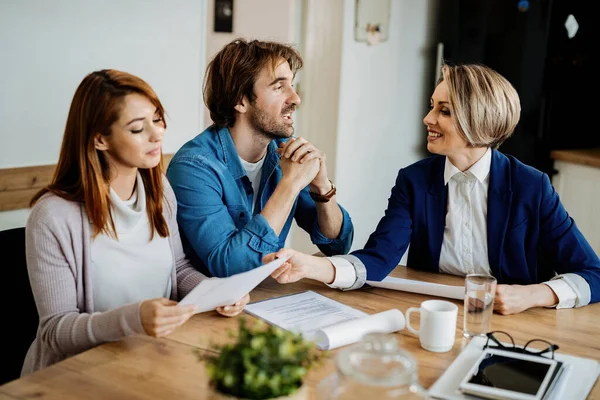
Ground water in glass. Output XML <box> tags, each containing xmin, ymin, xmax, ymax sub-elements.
<box><xmin>463</xmin><ymin>274</ymin><xmax>496</xmax><ymax>338</ymax></box>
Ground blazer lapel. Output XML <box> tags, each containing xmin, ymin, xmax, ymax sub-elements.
<box><xmin>426</xmin><ymin>156</ymin><xmax>447</xmax><ymax>271</ymax></box>
<box><xmin>487</xmin><ymin>150</ymin><xmax>513</xmax><ymax>280</ymax></box>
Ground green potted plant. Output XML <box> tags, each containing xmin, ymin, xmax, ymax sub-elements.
<box><xmin>197</xmin><ymin>318</ymin><xmax>325</xmax><ymax>400</ymax></box>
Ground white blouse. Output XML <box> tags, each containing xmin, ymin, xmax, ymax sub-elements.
<box><xmin>91</xmin><ymin>173</ymin><xmax>173</xmax><ymax>312</ymax></box>
<box><xmin>439</xmin><ymin>148</ymin><xmax>492</xmax><ymax>276</ymax></box>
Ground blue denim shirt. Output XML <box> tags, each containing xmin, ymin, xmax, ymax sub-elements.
<box><xmin>166</xmin><ymin>126</ymin><xmax>354</xmax><ymax>277</ymax></box>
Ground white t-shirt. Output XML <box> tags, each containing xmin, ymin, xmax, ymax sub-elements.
<box><xmin>239</xmin><ymin>155</ymin><xmax>266</xmax><ymax>213</ymax></box>
<box><xmin>91</xmin><ymin>172</ymin><xmax>173</xmax><ymax>312</ymax></box>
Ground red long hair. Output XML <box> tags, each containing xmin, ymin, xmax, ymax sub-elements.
<box><xmin>31</xmin><ymin>69</ymin><xmax>169</xmax><ymax>239</ymax></box>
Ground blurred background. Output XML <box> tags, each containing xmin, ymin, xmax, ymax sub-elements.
<box><xmin>1</xmin><ymin>0</ymin><xmax>597</xmax><ymax>257</ymax></box>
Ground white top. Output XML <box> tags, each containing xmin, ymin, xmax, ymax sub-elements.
<box><xmin>91</xmin><ymin>172</ymin><xmax>173</xmax><ymax>312</ymax></box>
<box><xmin>240</xmin><ymin>155</ymin><xmax>266</xmax><ymax>213</ymax></box>
<box><xmin>329</xmin><ymin>149</ymin><xmax>581</xmax><ymax>309</ymax></box>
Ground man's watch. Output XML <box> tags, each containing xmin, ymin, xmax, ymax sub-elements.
<box><xmin>309</xmin><ymin>180</ymin><xmax>336</xmax><ymax>203</ymax></box>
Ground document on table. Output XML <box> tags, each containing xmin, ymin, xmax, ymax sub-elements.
<box><xmin>244</xmin><ymin>290</ymin><xmax>406</xmax><ymax>350</ymax></box>
<box><xmin>179</xmin><ymin>256</ymin><xmax>289</xmax><ymax>314</ymax></box>
<box><xmin>366</xmin><ymin>276</ymin><xmax>464</xmax><ymax>300</ymax></box>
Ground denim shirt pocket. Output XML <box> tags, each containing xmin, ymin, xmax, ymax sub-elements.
<box><xmin>226</xmin><ymin>204</ymin><xmax>250</xmax><ymax>231</ymax></box>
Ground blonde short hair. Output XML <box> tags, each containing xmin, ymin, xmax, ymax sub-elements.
<box><xmin>441</xmin><ymin>64</ymin><xmax>521</xmax><ymax>149</ymax></box>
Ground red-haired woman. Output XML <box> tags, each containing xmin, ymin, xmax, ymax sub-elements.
<box><xmin>23</xmin><ymin>70</ymin><xmax>249</xmax><ymax>375</ymax></box>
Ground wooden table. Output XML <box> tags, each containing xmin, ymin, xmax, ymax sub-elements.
<box><xmin>1</xmin><ymin>267</ymin><xmax>599</xmax><ymax>399</ymax></box>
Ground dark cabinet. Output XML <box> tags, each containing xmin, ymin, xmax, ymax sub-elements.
<box><xmin>438</xmin><ymin>0</ymin><xmax>598</xmax><ymax>175</ymax></box>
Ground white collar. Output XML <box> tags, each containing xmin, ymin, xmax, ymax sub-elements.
<box><xmin>108</xmin><ymin>172</ymin><xmax>146</xmax><ymax>232</ymax></box>
<box><xmin>443</xmin><ymin>147</ymin><xmax>492</xmax><ymax>185</ymax></box>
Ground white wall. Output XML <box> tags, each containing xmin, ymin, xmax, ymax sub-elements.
<box><xmin>0</xmin><ymin>0</ymin><xmax>441</xmax><ymax>245</ymax></box>
<box><xmin>334</xmin><ymin>0</ymin><xmax>439</xmax><ymax>253</ymax></box>
<box><xmin>0</xmin><ymin>0</ymin><xmax>208</xmax><ymax>229</ymax></box>
<box><xmin>288</xmin><ymin>0</ymin><xmax>344</xmax><ymax>254</ymax></box>
<box><xmin>205</xmin><ymin>0</ymin><xmax>297</xmax><ymax>60</ymax></box>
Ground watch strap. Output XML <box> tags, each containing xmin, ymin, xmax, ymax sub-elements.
<box><xmin>309</xmin><ymin>180</ymin><xmax>336</xmax><ymax>203</ymax></box>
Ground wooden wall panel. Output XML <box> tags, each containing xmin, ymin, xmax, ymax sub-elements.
<box><xmin>0</xmin><ymin>154</ymin><xmax>174</xmax><ymax>211</ymax></box>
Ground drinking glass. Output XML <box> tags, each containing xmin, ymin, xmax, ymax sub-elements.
<box><xmin>463</xmin><ymin>274</ymin><xmax>496</xmax><ymax>338</ymax></box>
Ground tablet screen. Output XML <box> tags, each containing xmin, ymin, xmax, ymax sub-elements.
<box><xmin>468</xmin><ymin>353</ymin><xmax>551</xmax><ymax>395</ymax></box>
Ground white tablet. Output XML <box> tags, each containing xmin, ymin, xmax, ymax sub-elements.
<box><xmin>458</xmin><ymin>347</ymin><xmax>563</xmax><ymax>400</ymax></box>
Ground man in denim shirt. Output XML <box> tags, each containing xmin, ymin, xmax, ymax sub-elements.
<box><xmin>167</xmin><ymin>39</ymin><xmax>354</xmax><ymax>277</ymax></box>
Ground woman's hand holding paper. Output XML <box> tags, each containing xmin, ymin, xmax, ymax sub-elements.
<box><xmin>216</xmin><ymin>293</ymin><xmax>250</xmax><ymax>317</ymax></box>
<box><xmin>140</xmin><ymin>298</ymin><xmax>197</xmax><ymax>337</ymax></box>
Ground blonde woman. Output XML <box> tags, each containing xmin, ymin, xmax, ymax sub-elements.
<box><xmin>24</xmin><ymin>70</ymin><xmax>249</xmax><ymax>375</ymax></box>
<box><xmin>265</xmin><ymin>64</ymin><xmax>600</xmax><ymax>315</ymax></box>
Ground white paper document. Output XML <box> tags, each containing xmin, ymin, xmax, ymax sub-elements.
<box><xmin>245</xmin><ymin>290</ymin><xmax>405</xmax><ymax>350</ymax></box>
<box><xmin>366</xmin><ymin>276</ymin><xmax>464</xmax><ymax>300</ymax></box>
<box><xmin>179</xmin><ymin>256</ymin><xmax>289</xmax><ymax>314</ymax></box>
<box><xmin>428</xmin><ymin>336</ymin><xmax>600</xmax><ymax>400</ymax></box>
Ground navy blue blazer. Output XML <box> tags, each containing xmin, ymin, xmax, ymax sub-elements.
<box><xmin>353</xmin><ymin>150</ymin><xmax>600</xmax><ymax>303</ymax></box>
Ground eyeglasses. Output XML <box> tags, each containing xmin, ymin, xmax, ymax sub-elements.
<box><xmin>484</xmin><ymin>330</ymin><xmax>559</xmax><ymax>360</ymax></box>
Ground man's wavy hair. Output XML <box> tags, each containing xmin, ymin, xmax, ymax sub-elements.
<box><xmin>203</xmin><ymin>38</ymin><xmax>303</xmax><ymax>128</ymax></box>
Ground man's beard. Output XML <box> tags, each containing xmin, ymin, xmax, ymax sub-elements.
<box><xmin>247</xmin><ymin>103</ymin><xmax>295</xmax><ymax>140</ymax></box>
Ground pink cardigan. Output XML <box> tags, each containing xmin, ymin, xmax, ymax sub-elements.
<box><xmin>22</xmin><ymin>177</ymin><xmax>206</xmax><ymax>375</ymax></box>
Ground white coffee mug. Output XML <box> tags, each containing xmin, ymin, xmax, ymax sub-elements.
<box><xmin>405</xmin><ymin>300</ymin><xmax>458</xmax><ymax>353</ymax></box>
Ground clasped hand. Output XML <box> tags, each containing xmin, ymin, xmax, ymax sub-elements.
<box><xmin>278</xmin><ymin>137</ymin><xmax>330</xmax><ymax>193</ymax></box>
